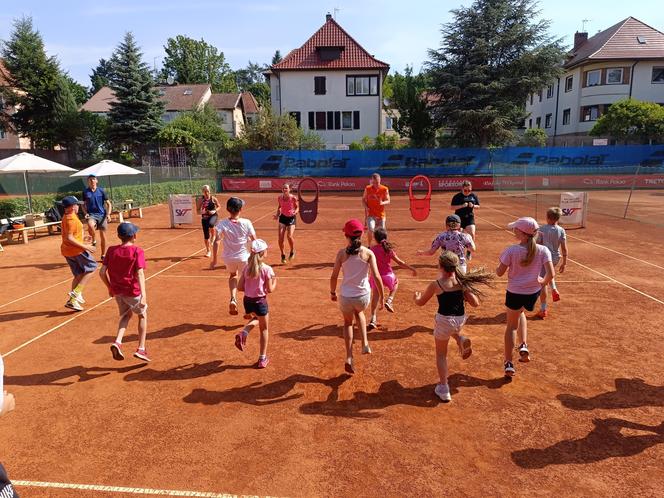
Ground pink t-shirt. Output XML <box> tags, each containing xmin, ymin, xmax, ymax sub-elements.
<box><xmin>499</xmin><ymin>244</ymin><xmax>552</xmax><ymax>294</ymax></box>
<box><xmin>105</xmin><ymin>244</ymin><xmax>146</xmax><ymax>297</ymax></box>
<box><xmin>243</xmin><ymin>263</ymin><xmax>275</xmax><ymax>298</ymax></box>
<box><xmin>278</xmin><ymin>195</ymin><xmax>297</xmax><ymax>217</ymax></box>
<box><xmin>370</xmin><ymin>244</ymin><xmax>395</xmax><ymax>276</ymax></box>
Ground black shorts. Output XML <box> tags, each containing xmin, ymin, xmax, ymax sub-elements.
<box><xmin>243</xmin><ymin>296</ymin><xmax>269</xmax><ymax>317</ymax></box>
<box><xmin>460</xmin><ymin>215</ymin><xmax>475</xmax><ymax>229</ymax></box>
<box><xmin>201</xmin><ymin>215</ymin><xmax>218</xmax><ymax>240</ymax></box>
<box><xmin>279</xmin><ymin>214</ymin><xmax>296</xmax><ymax>226</ymax></box>
<box><xmin>505</xmin><ymin>290</ymin><xmax>541</xmax><ymax>311</ymax></box>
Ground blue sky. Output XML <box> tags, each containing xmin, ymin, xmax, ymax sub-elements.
<box><xmin>1</xmin><ymin>1</ymin><xmax>663</xmax><ymax>88</ymax></box>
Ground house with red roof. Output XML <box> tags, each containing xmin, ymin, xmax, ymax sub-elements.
<box><xmin>267</xmin><ymin>13</ymin><xmax>390</xmax><ymax>148</ymax></box>
<box><xmin>526</xmin><ymin>17</ymin><xmax>664</xmax><ymax>145</ymax></box>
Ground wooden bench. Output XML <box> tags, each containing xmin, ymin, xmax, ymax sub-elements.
<box><xmin>110</xmin><ymin>200</ymin><xmax>143</xmax><ymax>223</ymax></box>
<box><xmin>4</xmin><ymin>221</ymin><xmax>62</xmax><ymax>245</ymax></box>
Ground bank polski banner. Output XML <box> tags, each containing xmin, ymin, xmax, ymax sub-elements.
<box><xmin>169</xmin><ymin>194</ymin><xmax>194</xmax><ymax>227</ymax></box>
<box><xmin>559</xmin><ymin>192</ymin><xmax>586</xmax><ymax>227</ymax></box>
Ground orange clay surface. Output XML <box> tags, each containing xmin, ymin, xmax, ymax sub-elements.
<box><xmin>1</xmin><ymin>191</ymin><xmax>663</xmax><ymax>497</ymax></box>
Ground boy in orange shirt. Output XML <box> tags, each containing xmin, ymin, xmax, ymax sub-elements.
<box><xmin>60</xmin><ymin>196</ymin><xmax>97</xmax><ymax>311</ymax></box>
<box><xmin>362</xmin><ymin>173</ymin><xmax>390</xmax><ymax>246</ymax></box>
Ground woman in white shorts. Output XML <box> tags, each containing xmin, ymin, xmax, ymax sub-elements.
<box><xmin>330</xmin><ymin>219</ymin><xmax>384</xmax><ymax>374</ymax></box>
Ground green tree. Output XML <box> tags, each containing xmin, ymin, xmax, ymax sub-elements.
<box><xmin>271</xmin><ymin>50</ymin><xmax>283</xmax><ymax>65</ymax></box>
<box><xmin>590</xmin><ymin>98</ymin><xmax>664</xmax><ymax>144</ymax></box>
<box><xmin>62</xmin><ymin>74</ymin><xmax>89</xmax><ymax>106</ymax></box>
<box><xmin>517</xmin><ymin>128</ymin><xmax>547</xmax><ymax>147</ymax></box>
<box><xmin>107</xmin><ymin>32</ymin><xmax>164</xmax><ymax>149</ymax></box>
<box><xmin>426</xmin><ymin>0</ymin><xmax>565</xmax><ymax>147</ymax></box>
<box><xmin>389</xmin><ymin>66</ymin><xmax>436</xmax><ymax>147</ymax></box>
<box><xmin>90</xmin><ymin>58</ymin><xmax>112</xmax><ymax>95</ymax></box>
<box><xmin>242</xmin><ymin>108</ymin><xmax>323</xmax><ymax>150</ymax></box>
<box><xmin>0</xmin><ymin>16</ymin><xmax>61</xmax><ymax>148</ymax></box>
<box><xmin>160</xmin><ymin>35</ymin><xmax>236</xmax><ymax>92</ymax></box>
<box><xmin>157</xmin><ymin>104</ymin><xmax>229</xmax><ymax>148</ymax></box>
<box><xmin>235</xmin><ymin>61</ymin><xmax>270</xmax><ymax>107</ymax></box>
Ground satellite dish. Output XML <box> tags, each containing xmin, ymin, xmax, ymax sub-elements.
<box><xmin>166</xmin><ymin>75</ymin><xmax>175</xmax><ymax>85</ymax></box>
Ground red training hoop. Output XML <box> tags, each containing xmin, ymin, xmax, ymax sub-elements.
<box><xmin>408</xmin><ymin>175</ymin><xmax>432</xmax><ymax>222</ymax></box>
<box><xmin>297</xmin><ymin>177</ymin><xmax>319</xmax><ymax>224</ymax></box>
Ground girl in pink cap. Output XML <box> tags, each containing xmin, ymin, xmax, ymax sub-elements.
<box><xmin>496</xmin><ymin>217</ymin><xmax>554</xmax><ymax>377</ymax></box>
<box><xmin>330</xmin><ymin>219</ymin><xmax>384</xmax><ymax>374</ymax></box>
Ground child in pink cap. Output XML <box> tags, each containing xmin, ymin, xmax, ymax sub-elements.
<box><xmin>496</xmin><ymin>217</ymin><xmax>554</xmax><ymax>377</ymax></box>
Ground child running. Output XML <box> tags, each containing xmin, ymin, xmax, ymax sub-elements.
<box><xmin>100</xmin><ymin>222</ymin><xmax>150</xmax><ymax>362</ymax></box>
<box><xmin>497</xmin><ymin>217</ymin><xmax>554</xmax><ymax>377</ymax></box>
<box><xmin>535</xmin><ymin>207</ymin><xmax>568</xmax><ymax>319</ymax></box>
<box><xmin>414</xmin><ymin>251</ymin><xmax>494</xmax><ymax>402</ymax></box>
<box><xmin>60</xmin><ymin>196</ymin><xmax>97</xmax><ymax>311</ymax></box>
<box><xmin>235</xmin><ymin>239</ymin><xmax>276</xmax><ymax>368</ymax></box>
<box><xmin>417</xmin><ymin>214</ymin><xmax>475</xmax><ymax>273</ymax></box>
<box><xmin>368</xmin><ymin>227</ymin><xmax>417</xmax><ymax>330</ymax></box>
<box><xmin>330</xmin><ymin>219</ymin><xmax>384</xmax><ymax>374</ymax></box>
<box><xmin>274</xmin><ymin>183</ymin><xmax>299</xmax><ymax>264</ymax></box>
<box><xmin>210</xmin><ymin>197</ymin><xmax>256</xmax><ymax>315</ymax></box>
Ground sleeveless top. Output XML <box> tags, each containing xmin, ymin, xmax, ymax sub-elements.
<box><xmin>278</xmin><ymin>195</ymin><xmax>297</xmax><ymax>217</ymax></box>
<box><xmin>201</xmin><ymin>197</ymin><xmax>216</xmax><ymax>218</ymax></box>
<box><xmin>340</xmin><ymin>253</ymin><xmax>371</xmax><ymax>297</ymax></box>
<box><xmin>436</xmin><ymin>280</ymin><xmax>465</xmax><ymax>316</ymax></box>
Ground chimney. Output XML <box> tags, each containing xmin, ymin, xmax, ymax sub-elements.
<box><xmin>326</xmin><ymin>13</ymin><xmax>332</xmax><ymax>21</ymax></box>
<box><xmin>574</xmin><ymin>31</ymin><xmax>588</xmax><ymax>51</ymax></box>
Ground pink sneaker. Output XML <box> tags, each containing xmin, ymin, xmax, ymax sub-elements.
<box><xmin>133</xmin><ymin>348</ymin><xmax>150</xmax><ymax>362</ymax></box>
<box><xmin>110</xmin><ymin>342</ymin><xmax>124</xmax><ymax>361</ymax></box>
<box><xmin>552</xmin><ymin>289</ymin><xmax>560</xmax><ymax>302</ymax></box>
<box><xmin>235</xmin><ymin>333</ymin><xmax>246</xmax><ymax>352</ymax></box>
<box><xmin>229</xmin><ymin>299</ymin><xmax>239</xmax><ymax>316</ymax></box>
<box><xmin>257</xmin><ymin>356</ymin><xmax>269</xmax><ymax>368</ymax></box>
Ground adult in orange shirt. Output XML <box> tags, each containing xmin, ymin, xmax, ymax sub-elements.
<box><xmin>60</xmin><ymin>196</ymin><xmax>97</xmax><ymax>311</ymax></box>
<box><xmin>362</xmin><ymin>173</ymin><xmax>390</xmax><ymax>246</ymax></box>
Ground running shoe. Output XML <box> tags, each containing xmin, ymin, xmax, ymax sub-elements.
<box><xmin>434</xmin><ymin>383</ymin><xmax>452</xmax><ymax>402</ymax></box>
<box><xmin>385</xmin><ymin>298</ymin><xmax>395</xmax><ymax>313</ymax></box>
<box><xmin>281</xmin><ymin>254</ymin><xmax>287</xmax><ymax>264</ymax></box>
<box><xmin>235</xmin><ymin>333</ymin><xmax>246</xmax><ymax>352</ymax></box>
<box><xmin>362</xmin><ymin>344</ymin><xmax>372</xmax><ymax>354</ymax></box>
<box><xmin>536</xmin><ymin>309</ymin><xmax>548</xmax><ymax>319</ymax></box>
<box><xmin>344</xmin><ymin>359</ymin><xmax>355</xmax><ymax>374</ymax></box>
<box><xmin>133</xmin><ymin>348</ymin><xmax>151</xmax><ymax>362</ymax></box>
<box><xmin>367</xmin><ymin>320</ymin><xmax>377</xmax><ymax>331</ymax></box>
<box><xmin>68</xmin><ymin>290</ymin><xmax>85</xmax><ymax>304</ymax></box>
<box><xmin>229</xmin><ymin>299</ymin><xmax>238</xmax><ymax>316</ymax></box>
<box><xmin>504</xmin><ymin>361</ymin><xmax>516</xmax><ymax>377</ymax></box>
<box><xmin>92</xmin><ymin>240</ymin><xmax>97</xmax><ymax>247</ymax></box>
<box><xmin>459</xmin><ymin>335</ymin><xmax>473</xmax><ymax>360</ymax></box>
<box><xmin>289</xmin><ymin>250</ymin><xmax>295</xmax><ymax>261</ymax></box>
<box><xmin>110</xmin><ymin>342</ymin><xmax>124</xmax><ymax>361</ymax></box>
<box><xmin>257</xmin><ymin>356</ymin><xmax>270</xmax><ymax>369</ymax></box>
<box><xmin>518</xmin><ymin>343</ymin><xmax>530</xmax><ymax>363</ymax></box>
<box><xmin>552</xmin><ymin>289</ymin><xmax>560</xmax><ymax>302</ymax></box>
<box><xmin>205</xmin><ymin>250</ymin><xmax>211</xmax><ymax>258</ymax></box>
<box><xmin>65</xmin><ymin>299</ymin><xmax>83</xmax><ymax>312</ymax></box>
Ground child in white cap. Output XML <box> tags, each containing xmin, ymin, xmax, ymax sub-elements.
<box><xmin>235</xmin><ymin>239</ymin><xmax>276</xmax><ymax>368</ymax></box>
<box><xmin>496</xmin><ymin>217</ymin><xmax>554</xmax><ymax>377</ymax></box>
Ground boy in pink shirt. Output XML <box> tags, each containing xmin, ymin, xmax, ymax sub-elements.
<box><xmin>100</xmin><ymin>222</ymin><xmax>150</xmax><ymax>362</ymax></box>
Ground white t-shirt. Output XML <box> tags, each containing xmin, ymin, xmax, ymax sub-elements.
<box><xmin>537</xmin><ymin>224</ymin><xmax>566</xmax><ymax>261</ymax></box>
<box><xmin>215</xmin><ymin>218</ymin><xmax>256</xmax><ymax>261</ymax></box>
<box><xmin>500</xmin><ymin>244</ymin><xmax>552</xmax><ymax>295</ymax></box>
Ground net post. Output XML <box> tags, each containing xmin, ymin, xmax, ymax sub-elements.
<box><xmin>623</xmin><ymin>165</ymin><xmax>641</xmax><ymax>219</ymax></box>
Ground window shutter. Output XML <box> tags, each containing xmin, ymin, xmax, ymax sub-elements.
<box><xmin>353</xmin><ymin>111</ymin><xmax>360</xmax><ymax>129</ymax></box>
<box><xmin>327</xmin><ymin>111</ymin><xmax>334</xmax><ymax>130</ymax></box>
<box><xmin>334</xmin><ymin>111</ymin><xmax>341</xmax><ymax>130</ymax></box>
<box><xmin>308</xmin><ymin>112</ymin><xmax>314</xmax><ymax>129</ymax></box>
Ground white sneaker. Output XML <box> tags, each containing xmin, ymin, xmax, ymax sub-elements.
<box><xmin>362</xmin><ymin>344</ymin><xmax>372</xmax><ymax>354</ymax></box>
<box><xmin>65</xmin><ymin>299</ymin><xmax>83</xmax><ymax>312</ymax></box>
<box><xmin>68</xmin><ymin>291</ymin><xmax>85</xmax><ymax>304</ymax></box>
<box><xmin>434</xmin><ymin>383</ymin><xmax>451</xmax><ymax>402</ymax></box>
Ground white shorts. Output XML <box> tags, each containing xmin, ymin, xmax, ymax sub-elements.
<box><xmin>366</xmin><ymin>216</ymin><xmax>385</xmax><ymax>232</ymax></box>
<box><xmin>224</xmin><ymin>257</ymin><xmax>247</xmax><ymax>275</ymax></box>
<box><xmin>115</xmin><ymin>295</ymin><xmax>147</xmax><ymax>317</ymax></box>
<box><xmin>339</xmin><ymin>293</ymin><xmax>371</xmax><ymax>314</ymax></box>
<box><xmin>433</xmin><ymin>313</ymin><xmax>467</xmax><ymax>340</ymax></box>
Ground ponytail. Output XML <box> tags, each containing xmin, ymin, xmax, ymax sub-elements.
<box><xmin>520</xmin><ymin>234</ymin><xmax>537</xmax><ymax>266</ymax></box>
<box><xmin>345</xmin><ymin>236</ymin><xmax>362</xmax><ymax>255</ymax></box>
<box><xmin>438</xmin><ymin>251</ymin><xmax>494</xmax><ymax>297</ymax></box>
<box><xmin>246</xmin><ymin>250</ymin><xmax>264</xmax><ymax>278</ymax></box>
<box><xmin>373</xmin><ymin>227</ymin><xmax>394</xmax><ymax>254</ymax></box>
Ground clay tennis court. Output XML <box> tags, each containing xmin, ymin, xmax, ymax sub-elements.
<box><xmin>1</xmin><ymin>190</ymin><xmax>663</xmax><ymax>497</ymax></box>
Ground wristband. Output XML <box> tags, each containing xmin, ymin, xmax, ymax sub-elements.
<box><xmin>330</xmin><ymin>291</ymin><xmax>336</xmax><ymax>295</ymax></box>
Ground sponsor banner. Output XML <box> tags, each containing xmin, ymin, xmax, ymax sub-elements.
<box><xmin>222</xmin><ymin>174</ymin><xmax>664</xmax><ymax>192</ymax></box>
<box><xmin>560</xmin><ymin>192</ymin><xmax>586</xmax><ymax>225</ymax></box>
<box><xmin>168</xmin><ymin>194</ymin><xmax>194</xmax><ymax>226</ymax></box>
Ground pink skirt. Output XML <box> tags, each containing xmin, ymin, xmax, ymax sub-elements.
<box><xmin>370</xmin><ymin>272</ymin><xmax>398</xmax><ymax>292</ymax></box>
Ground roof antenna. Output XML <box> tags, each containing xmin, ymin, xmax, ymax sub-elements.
<box><xmin>333</xmin><ymin>7</ymin><xmax>340</xmax><ymax>19</ymax></box>
<box><xmin>581</xmin><ymin>19</ymin><xmax>590</xmax><ymax>32</ymax></box>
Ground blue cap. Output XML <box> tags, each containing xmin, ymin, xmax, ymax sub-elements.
<box><xmin>117</xmin><ymin>222</ymin><xmax>139</xmax><ymax>238</ymax></box>
<box><xmin>87</xmin><ymin>174</ymin><xmax>97</xmax><ymax>178</ymax></box>
<box><xmin>62</xmin><ymin>196</ymin><xmax>79</xmax><ymax>207</ymax></box>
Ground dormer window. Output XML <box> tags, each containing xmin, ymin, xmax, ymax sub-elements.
<box><xmin>637</xmin><ymin>36</ymin><xmax>647</xmax><ymax>44</ymax></box>
<box><xmin>317</xmin><ymin>46</ymin><xmax>343</xmax><ymax>61</ymax></box>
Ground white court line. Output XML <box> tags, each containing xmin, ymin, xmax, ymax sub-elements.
<box><xmin>12</xmin><ymin>480</ymin><xmax>252</xmax><ymax>497</ymax></box>
<box><xmin>2</xmin><ymin>247</ymin><xmax>204</xmax><ymax>358</ymax></box>
<box><xmin>0</xmin><ymin>197</ymin><xmax>276</xmax><ymax>310</ymax></box>
<box><xmin>477</xmin><ymin>213</ymin><xmax>664</xmax><ymax>305</ymax></box>
<box><xmin>484</xmin><ymin>204</ymin><xmax>664</xmax><ymax>271</ymax></box>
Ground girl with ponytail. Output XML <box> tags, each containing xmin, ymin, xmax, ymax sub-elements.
<box><xmin>497</xmin><ymin>217</ymin><xmax>554</xmax><ymax>378</ymax></box>
<box><xmin>367</xmin><ymin>228</ymin><xmax>417</xmax><ymax>330</ymax></box>
<box><xmin>414</xmin><ymin>251</ymin><xmax>494</xmax><ymax>402</ymax></box>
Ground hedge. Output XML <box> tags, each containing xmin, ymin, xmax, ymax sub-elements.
<box><xmin>0</xmin><ymin>179</ymin><xmax>215</xmax><ymax>219</ymax></box>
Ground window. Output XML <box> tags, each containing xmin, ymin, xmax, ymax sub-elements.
<box><xmin>637</xmin><ymin>36</ymin><xmax>647</xmax><ymax>44</ymax></box>
<box><xmin>565</xmin><ymin>75</ymin><xmax>574</xmax><ymax>92</ymax></box>
<box><xmin>346</xmin><ymin>75</ymin><xmax>379</xmax><ymax>96</ymax></box>
<box><xmin>606</xmin><ymin>68</ymin><xmax>623</xmax><ymax>85</ymax></box>
<box><xmin>327</xmin><ymin>111</ymin><xmax>334</xmax><ymax>130</ymax></box>
<box><xmin>342</xmin><ymin>111</ymin><xmax>352</xmax><ymax>129</ymax></box>
<box><xmin>289</xmin><ymin>111</ymin><xmax>301</xmax><ymax>127</ymax></box>
<box><xmin>652</xmin><ymin>67</ymin><xmax>664</xmax><ymax>83</ymax></box>
<box><xmin>545</xmin><ymin>114</ymin><xmax>552</xmax><ymax>128</ymax></box>
<box><xmin>586</xmin><ymin>70</ymin><xmax>601</xmax><ymax>87</ymax></box>
<box><xmin>353</xmin><ymin>111</ymin><xmax>360</xmax><ymax>129</ymax></box>
<box><xmin>547</xmin><ymin>84</ymin><xmax>554</xmax><ymax>98</ymax></box>
<box><xmin>315</xmin><ymin>111</ymin><xmax>326</xmax><ymax>130</ymax></box>
<box><xmin>562</xmin><ymin>108</ymin><xmax>571</xmax><ymax>125</ymax></box>
<box><xmin>385</xmin><ymin>116</ymin><xmax>393</xmax><ymax>130</ymax></box>
<box><xmin>582</xmin><ymin>105</ymin><xmax>600</xmax><ymax>121</ymax></box>
<box><xmin>314</xmin><ymin>76</ymin><xmax>326</xmax><ymax>95</ymax></box>
<box><xmin>334</xmin><ymin>111</ymin><xmax>341</xmax><ymax>130</ymax></box>
<box><xmin>535</xmin><ymin>117</ymin><xmax>541</xmax><ymax>128</ymax></box>
<box><xmin>538</xmin><ymin>90</ymin><xmax>542</xmax><ymax>102</ymax></box>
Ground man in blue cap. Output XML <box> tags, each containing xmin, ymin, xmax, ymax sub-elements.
<box><xmin>82</xmin><ymin>174</ymin><xmax>112</xmax><ymax>261</ymax></box>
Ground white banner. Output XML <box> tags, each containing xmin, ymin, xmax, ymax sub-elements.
<box><xmin>169</xmin><ymin>194</ymin><xmax>194</xmax><ymax>227</ymax></box>
<box><xmin>560</xmin><ymin>192</ymin><xmax>586</xmax><ymax>226</ymax></box>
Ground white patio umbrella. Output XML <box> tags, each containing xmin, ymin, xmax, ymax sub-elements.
<box><xmin>70</xmin><ymin>160</ymin><xmax>144</xmax><ymax>201</ymax></box>
<box><xmin>0</xmin><ymin>152</ymin><xmax>76</xmax><ymax>213</ymax></box>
